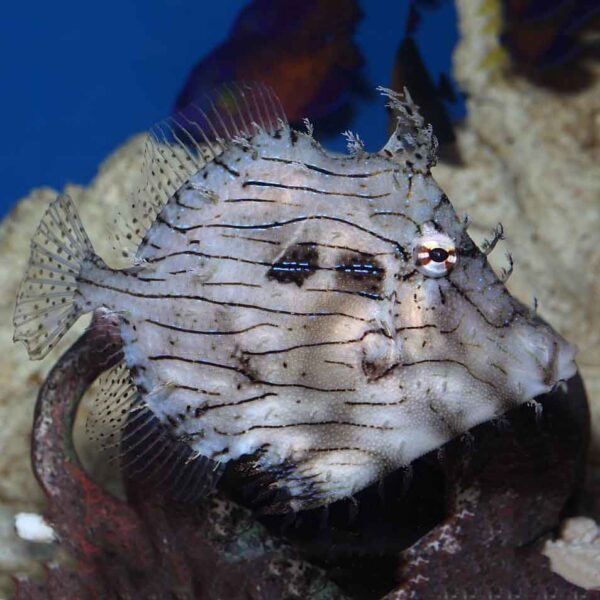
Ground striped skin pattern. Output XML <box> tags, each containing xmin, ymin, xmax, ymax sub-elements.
<box><xmin>14</xmin><ymin>87</ymin><xmax>578</xmax><ymax>512</ymax></box>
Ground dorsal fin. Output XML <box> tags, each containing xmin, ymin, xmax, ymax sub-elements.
<box><xmin>110</xmin><ymin>82</ymin><xmax>289</xmax><ymax>265</ymax></box>
<box><xmin>379</xmin><ymin>86</ymin><xmax>438</xmax><ymax>173</ymax></box>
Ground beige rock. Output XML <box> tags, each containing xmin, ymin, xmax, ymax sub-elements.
<box><xmin>543</xmin><ymin>517</ymin><xmax>600</xmax><ymax>591</ymax></box>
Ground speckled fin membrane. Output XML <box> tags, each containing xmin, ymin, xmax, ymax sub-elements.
<box><xmin>13</xmin><ymin>194</ymin><xmax>94</xmax><ymax>359</ymax></box>
<box><xmin>112</xmin><ymin>81</ymin><xmax>288</xmax><ymax>264</ymax></box>
<box><xmin>86</xmin><ymin>358</ymin><xmax>138</xmax><ymax>454</ymax></box>
<box><xmin>87</xmin><ymin>359</ymin><xmax>224</xmax><ymax>502</ymax></box>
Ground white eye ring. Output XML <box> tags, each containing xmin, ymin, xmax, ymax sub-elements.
<box><xmin>413</xmin><ymin>233</ymin><xmax>457</xmax><ymax>278</ymax></box>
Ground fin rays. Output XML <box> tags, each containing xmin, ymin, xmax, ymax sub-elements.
<box><xmin>86</xmin><ymin>359</ymin><xmax>223</xmax><ymax>503</ymax></box>
<box><xmin>13</xmin><ymin>194</ymin><xmax>94</xmax><ymax>359</ymax></box>
<box><xmin>111</xmin><ymin>81</ymin><xmax>288</xmax><ymax>266</ymax></box>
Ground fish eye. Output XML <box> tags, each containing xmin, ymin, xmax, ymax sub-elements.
<box><xmin>413</xmin><ymin>233</ymin><xmax>457</xmax><ymax>278</ymax></box>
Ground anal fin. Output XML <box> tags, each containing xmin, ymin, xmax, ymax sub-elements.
<box><xmin>120</xmin><ymin>401</ymin><xmax>224</xmax><ymax>503</ymax></box>
<box><xmin>86</xmin><ymin>359</ymin><xmax>223</xmax><ymax>503</ymax></box>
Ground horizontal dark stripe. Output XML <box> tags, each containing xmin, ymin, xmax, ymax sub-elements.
<box><xmin>242</xmin><ymin>179</ymin><xmax>391</xmax><ymax>200</ymax></box>
<box><xmin>147</xmin><ymin>248</ymin><xmax>270</xmax><ymax>267</ymax></box>
<box><xmin>215</xmin><ymin>419</ymin><xmax>396</xmax><ymax>436</ymax></box>
<box><xmin>223</xmin><ymin>197</ymin><xmax>302</xmax><ymax>207</ymax></box>
<box><xmin>175</xmin><ymin>198</ymin><xmax>207</xmax><ymax>211</ymax></box>
<box><xmin>200</xmin><ymin>392</ymin><xmax>278</xmax><ymax>412</ymax></box>
<box><xmin>149</xmin><ymin>354</ymin><xmax>244</xmax><ymax>375</ymax></box>
<box><xmin>324</xmin><ymin>359</ymin><xmax>354</xmax><ymax>369</ymax></box>
<box><xmin>219</xmin><ymin>233</ymin><xmax>281</xmax><ymax>246</ymax></box>
<box><xmin>305</xmin><ymin>287</ymin><xmax>383</xmax><ymax>300</ymax></box>
<box><xmin>213</xmin><ymin>158</ymin><xmax>239</xmax><ymax>177</ymax></box>
<box><xmin>225</xmin><ymin>197</ymin><xmax>278</xmax><ymax>203</ymax></box>
<box><xmin>224</xmin><ymin>197</ymin><xmax>277</xmax><ymax>203</ymax></box>
<box><xmin>79</xmin><ymin>277</ymin><xmax>367</xmax><ymax>321</ymax></box>
<box><xmin>167</xmin><ymin>384</ymin><xmax>221</xmax><ymax>397</ymax></box>
<box><xmin>258</xmin><ymin>381</ymin><xmax>355</xmax><ymax>392</ymax></box>
<box><xmin>373</xmin><ymin>358</ymin><xmax>498</xmax><ymax>390</ymax></box>
<box><xmin>203</xmin><ymin>215</ymin><xmax>408</xmax><ymax>259</ymax></box>
<box><xmin>345</xmin><ymin>399</ymin><xmax>407</xmax><ymax>406</ymax></box>
<box><xmin>201</xmin><ymin>281</ymin><xmax>263</xmax><ymax>288</ymax></box>
<box><xmin>395</xmin><ymin>324</ymin><xmax>437</xmax><ymax>332</ymax></box>
<box><xmin>145</xmin><ymin>319</ymin><xmax>278</xmax><ymax>336</ymax></box>
<box><xmin>240</xmin><ymin>328</ymin><xmax>380</xmax><ymax>356</ymax></box>
<box><xmin>262</xmin><ymin>156</ymin><xmax>395</xmax><ymax>179</ymax></box>
<box><xmin>369</xmin><ymin>210</ymin><xmax>421</xmax><ymax>231</ymax></box>
<box><xmin>297</xmin><ymin>240</ymin><xmax>393</xmax><ymax>258</ymax></box>
<box><xmin>148</xmin><ymin>354</ymin><xmax>354</xmax><ymax>392</ymax></box>
<box><xmin>394</xmin><ymin>321</ymin><xmax>462</xmax><ymax>335</ymax></box>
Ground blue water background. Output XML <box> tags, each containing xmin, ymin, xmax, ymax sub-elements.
<box><xmin>0</xmin><ymin>1</ymin><xmax>462</xmax><ymax>216</ymax></box>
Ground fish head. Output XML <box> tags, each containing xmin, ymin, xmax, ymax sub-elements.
<box><xmin>382</xmin><ymin>176</ymin><xmax>578</xmax><ymax>433</ymax></box>
<box><xmin>359</xmin><ymin>89</ymin><xmax>579</xmax><ymax>462</ymax></box>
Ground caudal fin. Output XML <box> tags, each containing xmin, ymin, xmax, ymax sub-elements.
<box><xmin>13</xmin><ymin>194</ymin><xmax>95</xmax><ymax>360</ymax></box>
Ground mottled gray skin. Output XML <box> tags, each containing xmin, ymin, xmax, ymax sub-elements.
<box><xmin>14</xmin><ymin>90</ymin><xmax>577</xmax><ymax>511</ymax></box>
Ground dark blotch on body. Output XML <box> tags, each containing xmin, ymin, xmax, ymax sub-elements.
<box><xmin>267</xmin><ymin>244</ymin><xmax>319</xmax><ymax>287</ymax></box>
<box><xmin>335</xmin><ymin>253</ymin><xmax>385</xmax><ymax>297</ymax></box>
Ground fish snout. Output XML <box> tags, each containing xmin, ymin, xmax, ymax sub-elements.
<box><xmin>509</xmin><ymin>324</ymin><xmax>578</xmax><ymax>400</ymax></box>
<box><xmin>534</xmin><ymin>328</ymin><xmax>578</xmax><ymax>388</ymax></box>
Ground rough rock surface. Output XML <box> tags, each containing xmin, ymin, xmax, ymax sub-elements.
<box><xmin>543</xmin><ymin>517</ymin><xmax>600</xmax><ymax>591</ymax></box>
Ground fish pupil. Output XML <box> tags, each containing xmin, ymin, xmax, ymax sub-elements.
<box><xmin>429</xmin><ymin>248</ymin><xmax>448</xmax><ymax>263</ymax></box>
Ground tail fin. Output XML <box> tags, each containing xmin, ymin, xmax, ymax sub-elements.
<box><xmin>13</xmin><ymin>194</ymin><xmax>95</xmax><ymax>360</ymax></box>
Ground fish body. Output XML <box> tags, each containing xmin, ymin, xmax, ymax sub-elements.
<box><xmin>14</xmin><ymin>84</ymin><xmax>577</xmax><ymax>512</ymax></box>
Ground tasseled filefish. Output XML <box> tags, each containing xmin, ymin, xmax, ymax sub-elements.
<box><xmin>13</xmin><ymin>82</ymin><xmax>577</xmax><ymax>513</ymax></box>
